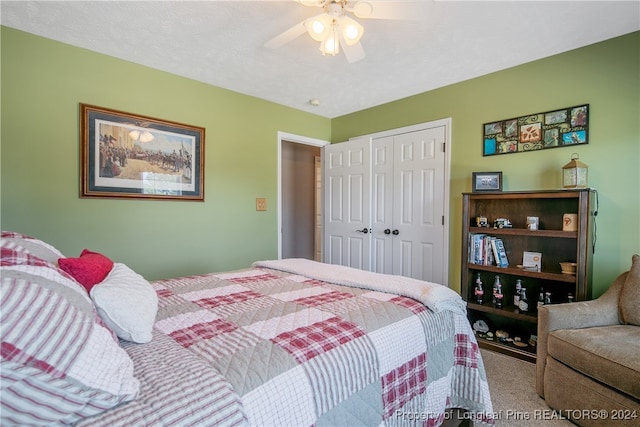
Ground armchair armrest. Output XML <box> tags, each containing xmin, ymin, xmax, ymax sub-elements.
<box><xmin>536</xmin><ymin>271</ymin><xmax>627</xmax><ymax>397</ymax></box>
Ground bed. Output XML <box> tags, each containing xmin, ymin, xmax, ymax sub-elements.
<box><xmin>1</xmin><ymin>231</ymin><xmax>494</xmax><ymax>426</ymax></box>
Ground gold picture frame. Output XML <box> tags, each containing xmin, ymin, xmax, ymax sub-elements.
<box><xmin>80</xmin><ymin>103</ymin><xmax>205</xmax><ymax>201</ymax></box>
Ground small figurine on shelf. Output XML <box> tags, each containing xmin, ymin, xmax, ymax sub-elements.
<box><xmin>514</xmin><ymin>279</ymin><xmax>522</xmax><ymax>307</ymax></box>
<box><xmin>476</xmin><ymin>216</ymin><xmax>489</xmax><ymax>227</ymax></box>
<box><xmin>493</xmin><ymin>275</ymin><xmax>503</xmax><ymax>308</ymax></box>
<box><xmin>474</xmin><ymin>273</ymin><xmax>484</xmax><ymax>304</ymax></box>
<box><xmin>493</xmin><ymin>218</ymin><xmax>513</xmax><ymax>229</ymax></box>
<box><xmin>518</xmin><ymin>287</ymin><xmax>529</xmax><ymax>312</ymax></box>
<box><xmin>544</xmin><ymin>291</ymin><xmax>552</xmax><ymax>305</ymax></box>
<box><xmin>496</xmin><ymin>330</ymin><xmax>509</xmax><ymax>343</ymax></box>
<box><xmin>567</xmin><ymin>293</ymin><xmax>575</xmax><ymax>303</ymax></box>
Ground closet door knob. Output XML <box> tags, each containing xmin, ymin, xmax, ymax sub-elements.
<box><xmin>384</xmin><ymin>229</ymin><xmax>391</xmax><ymax>235</ymax></box>
<box><xmin>392</xmin><ymin>229</ymin><xmax>399</xmax><ymax>235</ymax></box>
<box><xmin>356</xmin><ymin>228</ymin><xmax>369</xmax><ymax>234</ymax></box>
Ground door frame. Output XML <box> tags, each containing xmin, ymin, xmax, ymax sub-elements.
<box><xmin>277</xmin><ymin>131</ymin><xmax>329</xmax><ymax>259</ymax></box>
<box><xmin>348</xmin><ymin>118</ymin><xmax>452</xmax><ymax>286</ymax></box>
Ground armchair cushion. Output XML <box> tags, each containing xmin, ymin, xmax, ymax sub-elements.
<box><xmin>619</xmin><ymin>254</ymin><xmax>640</xmax><ymax>326</ymax></box>
<box><xmin>548</xmin><ymin>324</ymin><xmax>640</xmax><ymax>400</ymax></box>
<box><xmin>536</xmin><ymin>273</ymin><xmax>626</xmax><ymax>398</ymax></box>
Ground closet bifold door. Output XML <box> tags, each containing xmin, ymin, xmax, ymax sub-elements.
<box><xmin>371</xmin><ymin>136</ymin><xmax>394</xmax><ymax>275</ymax></box>
<box><xmin>322</xmin><ymin>137</ymin><xmax>372</xmax><ymax>271</ymax></box>
<box><xmin>322</xmin><ymin>119</ymin><xmax>449</xmax><ymax>284</ymax></box>
<box><xmin>372</xmin><ymin>126</ymin><xmax>447</xmax><ymax>283</ymax></box>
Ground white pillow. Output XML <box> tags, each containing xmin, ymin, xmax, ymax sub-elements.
<box><xmin>91</xmin><ymin>263</ymin><xmax>158</xmax><ymax>343</ymax></box>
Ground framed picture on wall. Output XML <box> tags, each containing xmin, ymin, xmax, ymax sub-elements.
<box><xmin>80</xmin><ymin>103</ymin><xmax>205</xmax><ymax>201</ymax></box>
<box><xmin>482</xmin><ymin>104</ymin><xmax>589</xmax><ymax>156</ymax></box>
<box><xmin>472</xmin><ymin>171</ymin><xmax>503</xmax><ymax>192</ymax></box>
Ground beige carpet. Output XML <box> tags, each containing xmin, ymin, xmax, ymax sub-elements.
<box><xmin>480</xmin><ymin>349</ymin><xmax>574</xmax><ymax>426</ymax></box>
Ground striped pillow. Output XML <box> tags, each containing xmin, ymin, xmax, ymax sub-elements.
<box><xmin>1</xmin><ymin>230</ymin><xmax>65</xmax><ymax>264</ymax></box>
<box><xmin>1</xmin><ymin>237</ymin><xmax>140</xmax><ymax>425</ymax></box>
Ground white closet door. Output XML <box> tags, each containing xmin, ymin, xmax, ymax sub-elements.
<box><xmin>392</xmin><ymin>126</ymin><xmax>446</xmax><ymax>283</ymax></box>
<box><xmin>322</xmin><ymin>137</ymin><xmax>371</xmax><ymax>270</ymax></box>
<box><xmin>322</xmin><ymin>120</ymin><xmax>449</xmax><ymax>285</ymax></box>
<box><xmin>371</xmin><ymin>136</ymin><xmax>394</xmax><ymax>274</ymax></box>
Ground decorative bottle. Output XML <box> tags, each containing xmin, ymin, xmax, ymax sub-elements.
<box><xmin>518</xmin><ymin>287</ymin><xmax>529</xmax><ymax>312</ymax></box>
<box><xmin>474</xmin><ymin>273</ymin><xmax>484</xmax><ymax>305</ymax></box>
<box><xmin>537</xmin><ymin>290</ymin><xmax>545</xmax><ymax>310</ymax></box>
<box><xmin>514</xmin><ymin>279</ymin><xmax>522</xmax><ymax>307</ymax></box>
<box><xmin>493</xmin><ymin>275</ymin><xmax>503</xmax><ymax>309</ymax></box>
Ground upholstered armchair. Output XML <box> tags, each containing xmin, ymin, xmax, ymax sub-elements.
<box><xmin>536</xmin><ymin>255</ymin><xmax>640</xmax><ymax>426</ymax></box>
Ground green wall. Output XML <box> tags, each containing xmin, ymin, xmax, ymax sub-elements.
<box><xmin>1</xmin><ymin>27</ymin><xmax>330</xmax><ymax>280</ymax></box>
<box><xmin>2</xmin><ymin>27</ymin><xmax>638</xmax><ymax>298</ymax></box>
<box><xmin>332</xmin><ymin>31</ymin><xmax>640</xmax><ymax>297</ymax></box>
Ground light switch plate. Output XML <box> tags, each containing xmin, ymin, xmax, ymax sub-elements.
<box><xmin>256</xmin><ymin>198</ymin><xmax>267</xmax><ymax>211</ymax></box>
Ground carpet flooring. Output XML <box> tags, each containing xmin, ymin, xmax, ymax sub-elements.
<box><xmin>480</xmin><ymin>349</ymin><xmax>575</xmax><ymax>426</ymax></box>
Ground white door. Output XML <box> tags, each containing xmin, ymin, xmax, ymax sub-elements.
<box><xmin>322</xmin><ymin>120</ymin><xmax>450</xmax><ymax>285</ymax></box>
<box><xmin>391</xmin><ymin>126</ymin><xmax>446</xmax><ymax>283</ymax></box>
<box><xmin>371</xmin><ymin>136</ymin><xmax>394</xmax><ymax>274</ymax></box>
<box><xmin>322</xmin><ymin>137</ymin><xmax>371</xmax><ymax>270</ymax></box>
<box><xmin>371</xmin><ymin>126</ymin><xmax>446</xmax><ymax>283</ymax></box>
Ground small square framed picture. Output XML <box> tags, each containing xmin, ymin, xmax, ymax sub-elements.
<box><xmin>472</xmin><ymin>171</ymin><xmax>503</xmax><ymax>192</ymax></box>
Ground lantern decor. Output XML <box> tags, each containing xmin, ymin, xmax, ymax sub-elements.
<box><xmin>562</xmin><ymin>153</ymin><xmax>588</xmax><ymax>188</ymax></box>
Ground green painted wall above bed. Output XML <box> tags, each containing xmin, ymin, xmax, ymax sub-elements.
<box><xmin>0</xmin><ymin>27</ymin><xmax>331</xmax><ymax>280</ymax></box>
<box><xmin>2</xmin><ymin>27</ymin><xmax>638</xmax><ymax>299</ymax></box>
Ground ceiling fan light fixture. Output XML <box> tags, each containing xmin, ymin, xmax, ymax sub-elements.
<box><xmin>267</xmin><ymin>0</ymin><xmax>372</xmax><ymax>63</ymax></box>
<box><xmin>306</xmin><ymin>14</ymin><xmax>332</xmax><ymax>42</ymax></box>
<box><xmin>339</xmin><ymin>15</ymin><xmax>363</xmax><ymax>46</ymax></box>
<box><xmin>320</xmin><ymin>26</ymin><xmax>340</xmax><ymax>55</ymax></box>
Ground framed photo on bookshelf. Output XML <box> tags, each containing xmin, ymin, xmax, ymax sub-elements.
<box><xmin>472</xmin><ymin>171</ymin><xmax>503</xmax><ymax>192</ymax></box>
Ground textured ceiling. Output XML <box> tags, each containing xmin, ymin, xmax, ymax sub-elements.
<box><xmin>2</xmin><ymin>1</ymin><xmax>639</xmax><ymax>118</ymax></box>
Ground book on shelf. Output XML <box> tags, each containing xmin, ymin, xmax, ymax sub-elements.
<box><xmin>485</xmin><ymin>237</ymin><xmax>495</xmax><ymax>266</ymax></box>
<box><xmin>492</xmin><ymin>238</ymin><xmax>509</xmax><ymax>267</ymax></box>
<box><xmin>468</xmin><ymin>233</ymin><xmax>484</xmax><ymax>265</ymax></box>
<box><xmin>468</xmin><ymin>233</ymin><xmax>505</xmax><ymax>267</ymax></box>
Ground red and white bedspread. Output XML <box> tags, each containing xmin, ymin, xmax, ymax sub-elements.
<box><xmin>82</xmin><ymin>259</ymin><xmax>494</xmax><ymax>426</ymax></box>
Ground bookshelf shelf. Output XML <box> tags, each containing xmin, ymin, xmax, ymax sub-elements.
<box><xmin>461</xmin><ymin>189</ymin><xmax>595</xmax><ymax>361</ymax></box>
<box><xmin>468</xmin><ymin>227</ymin><xmax>578</xmax><ymax>239</ymax></box>
<box><xmin>467</xmin><ymin>264</ymin><xmax>577</xmax><ymax>283</ymax></box>
<box><xmin>475</xmin><ymin>335</ymin><xmax>537</xmax><ymax>363</ymax></box>
<box><xmin>467</xmin><ymin>302</ymin><xmax>538</xmax><ymax>323</ymax></box>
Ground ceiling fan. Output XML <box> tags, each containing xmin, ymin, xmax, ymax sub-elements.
<box><xmin>264</xmin><ymin>0</ymin><xmax>419</xmax><ymax>63</ymax></box>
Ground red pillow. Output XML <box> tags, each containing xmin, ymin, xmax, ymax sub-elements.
<box><xmin>58</xmin><ymin>249</ymin><xmax>114</xmax><ymax>292</ymax></box>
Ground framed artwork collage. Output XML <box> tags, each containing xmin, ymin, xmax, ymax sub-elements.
<box><xmin>482</xmin><ymin>104</ymin><xmax>589</xmax><ymax>156</ymax></box>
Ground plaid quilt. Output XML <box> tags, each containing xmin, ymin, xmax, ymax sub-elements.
<box><xmin>82</xmin><ymin>264</ymin><xmax>494</xmax><ymax>426</ymax></box>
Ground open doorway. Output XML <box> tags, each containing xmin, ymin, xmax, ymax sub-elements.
<box><xmin>277</xmin><ymin>132</ymin><xmax>329</xmax><ymax>260</ymax></box>
<box><xmin>281</xmin><ymin>141</ymin><xmax>320</xmax><ymax>260</ymax></box>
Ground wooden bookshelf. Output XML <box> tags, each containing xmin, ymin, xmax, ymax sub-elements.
<box><xmin>461</xmin><ymin>189</ymin><xmax>595</xmax><ymax>361</ymax></box>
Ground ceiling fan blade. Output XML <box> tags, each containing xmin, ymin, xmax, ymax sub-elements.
<box><xmin>341</xmin><ymin>40</ymin><xmax>366</xmax><ymax>63</ymax></box>
<box><xmin>295</xmin><ymin>0</ymin><xmax>324</xmax><ymax>6</ymax></box>
<box><xmin>351</xmin><ymin>1</ymin><xmax>423</xmax><ymax>20</ymax></box>
<box><xmin>264</xmin><ymin>22</ymin><xmax>307</xmax><ymax>49</ymax></box>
